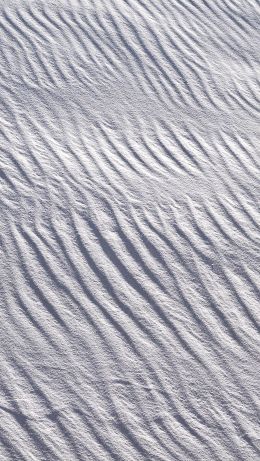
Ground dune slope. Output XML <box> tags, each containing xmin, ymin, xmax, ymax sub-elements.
<box><xmin>0</xmin><ymin>0</ymin><xmax>259</xmax><ymax>460</ymax></box>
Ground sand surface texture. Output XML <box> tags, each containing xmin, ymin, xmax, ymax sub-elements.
<box><xmin>0</xmin><ymin>0</ymin><xmax>259</xmax><ymax>460</ymax></box>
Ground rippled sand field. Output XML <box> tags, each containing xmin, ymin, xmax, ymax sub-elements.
<box><xmin>0</xmin><ymin>1</ymin><xmax>259</xmax><ymax>460</ymax></box>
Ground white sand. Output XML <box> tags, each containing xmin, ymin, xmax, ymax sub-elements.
<box><xmin>0</xmin><ymin>0</ymin><xmax>259</xmax><ymax>459</ymax></box>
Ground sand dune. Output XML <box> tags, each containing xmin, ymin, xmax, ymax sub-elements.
<box><xmin>0</xmin><ymin>0</ymin><xmax>259</xmax><ymax>460</ymax></box>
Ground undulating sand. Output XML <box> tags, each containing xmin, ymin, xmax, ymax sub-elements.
<box><xmin>0</xmin><ymin>0</ymin><xmax>259</xmax><ymax>460</ymax></box>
